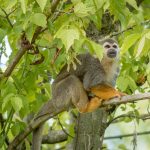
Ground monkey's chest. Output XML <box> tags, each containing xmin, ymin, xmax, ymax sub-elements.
<box><xmin>103</xmin><ymin>65</ymin><xmax>117</xmax><ymax>85</ymax></box>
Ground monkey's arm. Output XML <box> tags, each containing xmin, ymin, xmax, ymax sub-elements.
<box><xmin>82</xmin><ymin>57</ymin><xmax>125</xmax><ymax>102</ymax></box>
<box><xmin>78</xmin><ymin>84</ymin><xmax>125</xmax><ymax>113</ymax></box>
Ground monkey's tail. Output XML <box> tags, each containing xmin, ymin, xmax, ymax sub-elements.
<box><xmin>8</xmin><ymin>100</ymin><xmax>66</xmax><ymax>150</ymax></box>
<box><xmin>32</xmin><ymin>124</ymin><xmax>44</xmax><ymax>150</ymax></box>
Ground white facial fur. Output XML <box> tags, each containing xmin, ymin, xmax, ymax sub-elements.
<box><xmin>101</xmin><ymin>41</ymin><xmax>120</xmax><ymax>84</ymax></box>
<box><xmin>103</xmin><ymin>41</ymin><xmax>119</xmax><ymax>61</ymax></box>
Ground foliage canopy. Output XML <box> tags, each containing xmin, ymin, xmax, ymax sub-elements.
<box><xmin>0</xmin><ymin>0</ymin><xmax>150</xmax><ymax>149</ymax></box>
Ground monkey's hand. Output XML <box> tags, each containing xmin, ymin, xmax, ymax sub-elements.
<box><xmin>90</xmin><ymin>84</ymin><xmax>126</xmax><ymax>100</ymax></box>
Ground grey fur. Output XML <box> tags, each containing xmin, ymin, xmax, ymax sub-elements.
<box><xmin>32</xmin><ymin>39</ymin><xmax>120</xmax><ymax>150</ymax></box>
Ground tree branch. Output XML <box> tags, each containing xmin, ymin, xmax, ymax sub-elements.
<box><xmin>104</xmin><ymin>131</ymin><xmax>150</xmax><ymax>140</ymax></box>
<box><xmin>102</xmin><ymin>92</ymin><xmax>150</xmax><ymax>106</ymax></box>
<box><xmin>0</xmin><ymin>0</ymin><xmax>61</xmax><ymax>79</ymax></box>
<box><xmin>8</xmin><ymin>92</ymin><xmax>150</xmax><ymax>149</ymax></box>
<box><xmin>51</xmin><ymin>0</ymin><xmax>61</xmax><ymax>14</ymax></box>
<box><xmin>42</xmin><ymin>130</ymin><xmax>67</xmax><ymax>144</ymax></box>
<box><xmin>0</xmin><ymin>7</ymin><xmax>13</xmax><ymax>28</ymax></box>
<box><xmin>57</xmin><ymin>116</ymin><xmax>74</xmax><ymax>138</ymax></box>
<box><xmin>109</xmin><ymin>19</ymin><xmax>150</xmax><ymax>37</ymax></box>
<box><xmin>108</xmin><ymin>113</ymin><xmax>150</xmax><ymax>124</ymax></box>
<box><xmin>41</xmin><ymin>130</ymin><xmax>150</xmax><ymax>144</ymax></box>
<box><xmin>1</xmin><ymin>48</ymin><xmax>27</xmax><ymax>78</ymax></box>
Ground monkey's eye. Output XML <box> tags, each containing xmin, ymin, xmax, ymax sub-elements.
<box><xmin>113</xmin><ymin>45</ymin><xmax>117</xmax><ymax>48</ymax></box>
<box><xmin>104</xmin><ymin>45</ymin><xmax>110</xmax><ymax>48</ymax></box>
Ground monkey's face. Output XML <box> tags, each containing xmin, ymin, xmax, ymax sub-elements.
<box><xmin>103</xmin><ymin>41</ymin><xmax>119</xmax><ymax>61</ymax></box>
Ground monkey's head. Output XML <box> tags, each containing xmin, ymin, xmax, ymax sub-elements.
<box><xmin>99</xmin><ymin>38</ymin><xmax>120</xmax><ymax>62</ymax></box>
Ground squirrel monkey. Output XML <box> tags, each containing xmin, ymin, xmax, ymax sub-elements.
<box><xmin>37</xmin><ymin>38</ymin><xmax>122</xmax><ymax>116</ymax></box>
<box><xmin>31</xmin><ymin>38</ymin><xmax>124</xmax><ymax>150</ymax></box>
<box><xmin>6</xmin><ymin>38</ymin><xmax>124</xmax><ymax>150</ymax></box>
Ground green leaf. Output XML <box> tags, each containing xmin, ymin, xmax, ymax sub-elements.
<box><xmin>136</xmin><ymin>36</ymin><xmax>145</xmax><ymax>57</ymax></box>
<box><xmin>55</xmin><ymin>28</ymin><xmax>80</xmax><ymax>51</ymax></box>
<box><xmin>145</xmin><ymin>31</ymin><xmax>150</xmax><ymax>39</ymax></box>
<box><xmin>26</xmin><ymin>24</ymin><xmax>36</xmax><ymax>42</ymax></box>
<box><xmin>6</xmin><ymin>0</ymin><xmax>17</xmax><ymax>9</ymax></box>
<box><xmin>110</xmin><ymin>0</ymin><xmax>130</xmax><ymax>28</ymax></box>
<box><xmin>74</xmin><ymin>2</ymin><xmax>89</xmax><ymax>17</ymax></box>
<box><xmin>117</xmin><ymin>76</ymin><xmax>129</xmax><ymax>91</ymax></box>
<box><xmin>2</xmin><ymin>93</ymin><xmax>15</xmax><ymax>112</ymax></box>
<box><xmin>74</xmin><ymin>38</ymin><xmax>85</xmax><ymax>53</ymax></box>
<box><xmin>86</xmin><ymin>39</ymin><xmax>104</xmax><ymax>60</ymax></box>
<box><xmin>1</xmin><ymin>81</ymin><xmax>17</xmax><ymax>98</ymax></box>
<box><xmin>36</xmin><ymin>0</ymin><xmax>47</xmax><ymax>12</ymax></box>
<box><xmin>121</xmin><ymin>33</ymin><xmax>141</xmax><ymax>55</ymax></box>
<box><xmin>31</xmin><ymin>13</ymin><xmax>47</xmax><ymax>27</ymax></box>
<box><xmin>92</xmin><ymin>0</ymin><xmax>106</xmax><ymax>9</ymax></box>
<box><xmin>11</xmin><ymin>123</ymin><xmax>20</xmax><ymax>136</ymax></box>
<box><xmin>19</xmin><ymin>0</ymin><xmax>28</xmax><ymax>14</ymax></box>
<box><xmin>11</xmin><ymin>96</ymin><xmax>23</xmax><ymax>112</ymax></box>
<box><xmin>127</xmin><ymin>76</ymin><xmax>137</xmax><ymax>91</ymax></box>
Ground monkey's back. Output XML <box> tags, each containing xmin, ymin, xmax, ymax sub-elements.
<box><xmin>54</xmin><ymin>53</ymin><xmax>107</xmax><ymax>89</ymax></box>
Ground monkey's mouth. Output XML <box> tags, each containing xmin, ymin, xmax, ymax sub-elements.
<box><xmin>107</xmin><ymin>50</ymin><xmax>117</xmax><ymax>58</ymax></box>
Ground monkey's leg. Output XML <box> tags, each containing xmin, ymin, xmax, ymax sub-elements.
<box><xmin>78</xmin><ymin>97</ymin><xmax>102</xmax><ymax>113</ymax></box>
<box><xmin>90</xmin><ymin>84</ymin><xmax>125</xmax><ymax>100</ymax></box>
<box><xmin>53</xmin><ymin>75</ymin><xmax>102</xmax><ymax>113</ymax></box>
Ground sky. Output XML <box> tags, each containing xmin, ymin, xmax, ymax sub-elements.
<box><xmin>0</xmin><ymin>36</ymin><xmax>11</xmax><ymax>69</ymax></box>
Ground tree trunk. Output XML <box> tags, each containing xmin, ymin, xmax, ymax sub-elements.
<box><xmin>73</xmin><ymin>108</ymin><xmax>108</xmax><ymax>150</ymax></box>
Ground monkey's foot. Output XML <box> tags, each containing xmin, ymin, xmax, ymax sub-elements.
<box><xmin>79</xmin><ymin>97</ymin><xmax>102</xmax><ymax>113</ymax></box>
<box><xmin>91</xmin><ymin>84</ymin><xmax>125</xmax><ymax>100</ymax></box>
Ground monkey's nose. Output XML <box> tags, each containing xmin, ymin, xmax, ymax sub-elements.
<box><xmin>107</xmin><ymin>49</ymin><xmax>117</xmax><ymax>58</ymax></box>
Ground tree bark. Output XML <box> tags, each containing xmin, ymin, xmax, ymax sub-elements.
<box><xmin>72</xmin><ymin>13</ymin><xmax>118</xmax><ymax>149</ymax></box>
<box><xmin>73</xmin><ymin>108</ymin><xmax>108</xmax><ymax>150</ymax></box>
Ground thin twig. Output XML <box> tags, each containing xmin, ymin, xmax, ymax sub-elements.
<box><xmin>0</xmin><ymin>7</ymin><xmax>13</xmax><ymax>27</ymax></box>
<box><xmin>57</xmin><ymin>116</ymin><xmax>74</xmax><ymax>138</ymax></box>
<box><xmin>7</xmin><ymin>7</ymin><xmax>17</xmax><ymax>16</ymax></box>
<box><xmin>51</xmin><ymin>48</ymin><xmax>61</xmax><ymax>64</ymax></box>
<box><xmin>104</xmin><ymin>131</ymin><xmax>150</xmax><ymax>140</ymax></box>
<box><xmin>47</xmin><ymin>0</ymin><xmax>61</xmax><ymax>20</ymax></box>
<box><xmin>109</xmin><ymin>26</ymin><xmax>135</xmax><ymax>37</ymax></box>
<box><xmin>109</xmin><ymin>19</ymin><xmax>150</xmax><ymax>37</ymax></box>
<box><xmin>108</xmin><ymin>113</ymin><xmax>150</xmax><ymax>125</ymax></box>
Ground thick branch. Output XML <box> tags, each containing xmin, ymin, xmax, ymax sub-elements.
<box><xmin>41</xmin><ymin>130</ymin><xmax>150</xmax><ymax>144</ymax></box>
<box><xmin>2</xmin><ymin>48</ymin><xmax>27</xmax><ymax>78</ymax></box>
<box><xmin>104</xmin><ymin>131</ymin><xmax>150</xmax><ymax>140</ymax></box>
<box><xmin>103</xmin><ymin>92</ymin><xmax>150</xmax><ymax>106</ymax></box>
<box><xmin>42</xmin><ymin>130</ymin><xmax>67</xmax><ymax>144</ymax></box>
